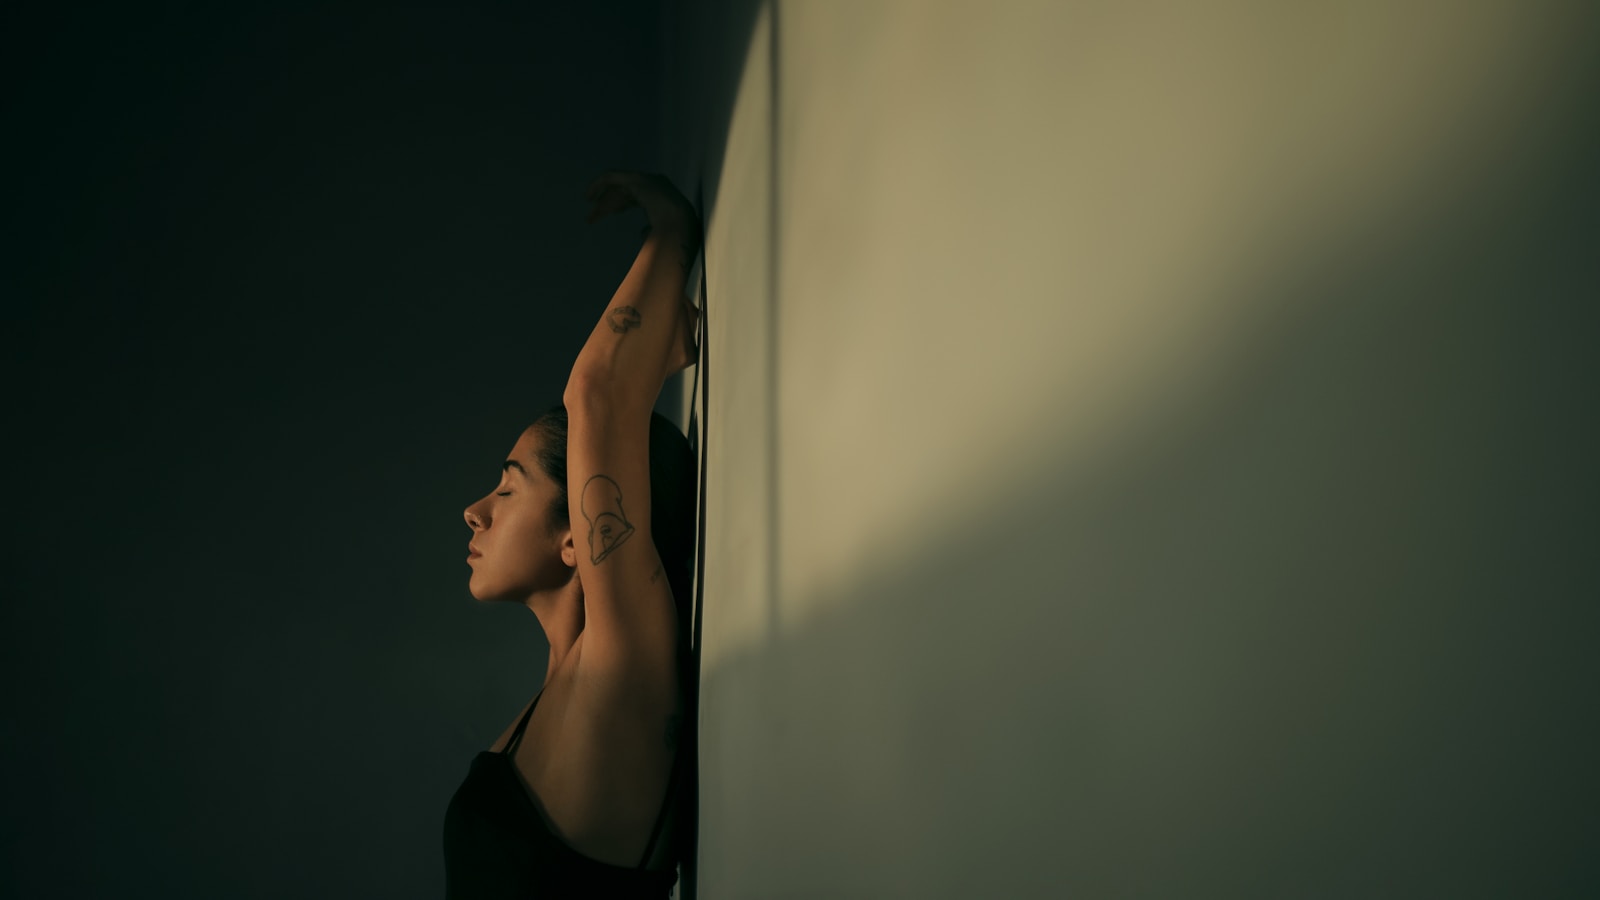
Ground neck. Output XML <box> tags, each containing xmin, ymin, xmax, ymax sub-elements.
<box><xmin>525</xmin><ymin>574</ymin><xmax>585</xmax><ymax>687</ymax></box>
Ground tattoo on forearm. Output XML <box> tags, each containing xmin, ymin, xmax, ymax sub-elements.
<box><xmin>664</xmin><ymin>713</ymin><xmax>681</xmax><ymax>749</ymax></box>
<box><xmin>607</xmin><ymin>305</ymin><xmax>641</xmax><ymax>334</ymax></box>
<box><xmin>580</xmin><ymin>474</ymin><xmax>636</xmax><ymax>564</ymax></box>
<box><xmin>650</xmin><ymin>563</ymin><xmax>664</xmax><ymax>584</ymax></box>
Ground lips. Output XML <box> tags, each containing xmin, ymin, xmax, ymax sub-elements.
<box><xmin>468</xmin><ymin>544</ymin><xmax>483</xmax><ymax>559</ymax></box>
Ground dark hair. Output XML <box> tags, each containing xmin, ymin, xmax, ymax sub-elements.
<box><xmin>525</xmin><ymin>402</ymin><xmax>697</xmax><ymax>655</ymax></box>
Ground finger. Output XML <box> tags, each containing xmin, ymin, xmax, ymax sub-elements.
<box><xmin>601</xmin><ymin>187</ymin><xmax>638</xmax><ymax>211</ymax></box>
<box><xmin>587</xmin><ymin>170</ymin><xmax>635</xmax><ymax>196</ymax></box>
<box><xmin>585</xmin><ymin>190</ymin><xmax>635</xmax><ymax>223</ymax></box>
<box><xmin>596</xmin><ymin>170</ymin><xmax>646</xmax><ymax>196</ymax></box>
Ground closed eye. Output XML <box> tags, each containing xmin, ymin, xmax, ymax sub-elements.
<box><xmin>495</xmin><ymin>491</ymin><xmax>511</xmax><ymax>497</ymax></box>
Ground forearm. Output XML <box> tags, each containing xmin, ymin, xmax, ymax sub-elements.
<box><xmin>567</xmin><ymin>223</ymin><xmax>700</xmax><ymax>406</ymax></box>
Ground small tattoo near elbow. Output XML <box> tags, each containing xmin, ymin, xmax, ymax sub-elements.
<box><xmin>607</xmin><ymin>305</ymin><xmax>641</xmax><ymax>333</ymax></box>
<box><xmin>581</xmin><ymin>474</ymin><xmax>635</xmax><ymax>564</ymax></box>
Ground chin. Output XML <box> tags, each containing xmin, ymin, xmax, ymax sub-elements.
<box><xmin>466</xmin><ymin>573</ymin><xmax>521</xmax><ymax>604</ymax></box>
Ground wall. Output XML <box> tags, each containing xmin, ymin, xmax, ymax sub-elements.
<box><xmin>664</xmin><ymin>2</ymin><xmax>1600</xmax><ymax>896</ymax></box>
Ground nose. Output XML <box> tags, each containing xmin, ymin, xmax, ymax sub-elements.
<box><xmin>464</xmin><ymin>503</ymin><xmax>485</xmax><ymax>531</ymax></box>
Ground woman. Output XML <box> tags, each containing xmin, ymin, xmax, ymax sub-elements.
<box><xmin>443</xmin><ymin>171</ymin><xmax>703</xmax><ymax>899</ymax></box>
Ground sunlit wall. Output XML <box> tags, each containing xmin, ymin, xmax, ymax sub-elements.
<box><xmin>664</xmin><ymin>2</ymin><xmax>1600</xmax><ymax>896</ymax></box>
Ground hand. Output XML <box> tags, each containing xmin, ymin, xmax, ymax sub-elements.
<box><xmin>585</xmin><ymin>170</ymin><xmax>701</xmax><ymax>235</ymax></box>
<box><xmin>666</xmin><ymin>293</ymin><xmax>701</xmax><ymax>377</ymax></box>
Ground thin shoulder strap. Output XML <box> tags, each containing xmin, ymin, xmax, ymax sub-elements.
<box><xmin>635</xmin><ymin>745</ymin><xmax>683</xmax><ymax>869</ymax></box>
<box><xmin>503</xmin><ymin>689</ymin><xmax>544</xmax><ymax>755</ymax></box>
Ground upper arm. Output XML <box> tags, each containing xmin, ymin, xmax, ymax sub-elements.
<box><xmin>562</xmin><ymin>383</ymin><xmax>679</xmax><ymax>670</ymax></box>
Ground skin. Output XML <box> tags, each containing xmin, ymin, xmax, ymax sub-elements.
<box><xmin>461</xmin><ymin>425</ymin><xmax>685</xmax><ymax>871</ymax></box>
<box><xmin>447</xmin><ymin>172</ymin><xmax>696</xmax><ymax>869</ymax></box>
<box><xmin>462</xmin><ymin>427</ymin><xmax>586</xmax><ymax>688</ymax></box>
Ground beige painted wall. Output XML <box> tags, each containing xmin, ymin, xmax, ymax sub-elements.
<box><xmin>664</xmin><ymin>2</ymin><xmax>1600</xmax><ymax>896</ymax></box>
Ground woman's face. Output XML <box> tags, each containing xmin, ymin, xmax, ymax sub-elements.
<box><xmin>462</xmin><ymin>429</ymin><xmax>575</xmax><ymax>602</ymax></box>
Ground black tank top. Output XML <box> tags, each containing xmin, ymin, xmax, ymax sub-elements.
<box><xmin>442</xmin><ymin>689</ymin><xmax>681</xmax><ymax>899</ymax></box>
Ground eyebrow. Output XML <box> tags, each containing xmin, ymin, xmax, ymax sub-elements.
<box><xmin>502</xmin><ymin>460</ymin><xmax>528</xmax><ymax>477</ymax></box>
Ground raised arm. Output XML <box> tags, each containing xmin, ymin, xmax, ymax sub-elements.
<box><xmin>559</xmin><ymin>172</ymin><xmax>701</xmax><ymax>666</ymax></box>
<box><xmin>567</xmin><ymin>171</ymin><xmax>702</xmax><ymax>411</ymax></box>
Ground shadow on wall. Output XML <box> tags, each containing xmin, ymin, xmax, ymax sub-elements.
<box><xmin>659</xmin><ymin>0</ymin><xmax>770</xmax><ymax>222</ymax></box>
<box><xmin>703</xmin><ymin>109</ymin><xmax>1599</xmax><ymax>898</ymax></box>
<box><xmin>655</xmin><ymin>7</ymin><xmax>780</xmax><ymax>899</ymax></box>
<box><xmin>672</xmin><ymin>2</ymin><xmax>1600</xmax><ymax>897</ymax></box>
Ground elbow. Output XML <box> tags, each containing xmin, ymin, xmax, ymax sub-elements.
<box><xmin>564</xmin><ymin>368</ymin><xmax>659</xmax><ymax>419</ymax></box>
<box><xmin>563</xmin><ymin>368</ymin><xmax>630</xmax><ymax>412</ymax></box>
<box><xmin>563</xmin><ymin>368</ymin><xmax>608</xmax><ymax>408</ymax></box>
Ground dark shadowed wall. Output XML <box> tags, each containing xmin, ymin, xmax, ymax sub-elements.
<box><xmin>7</xmin><ymin>3</ymin><xmax>669</xmax><ymax>897</ymax></box>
